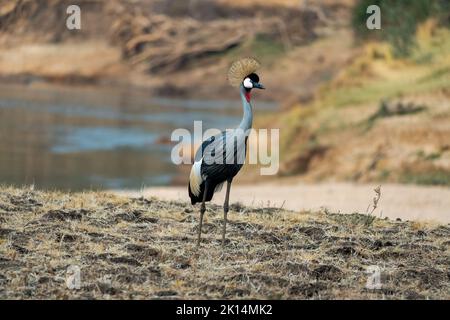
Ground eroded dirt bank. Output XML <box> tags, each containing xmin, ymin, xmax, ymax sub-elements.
<box><xmin>0</xmin><ymin>0</ymin><xmax>354</xmax><ymax>100</ymax></box>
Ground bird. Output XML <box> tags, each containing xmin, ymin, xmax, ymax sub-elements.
<box><xmin>188</xmin><ymin>57</ymin><xmax>265</xmax><ymax>247</ymax></box>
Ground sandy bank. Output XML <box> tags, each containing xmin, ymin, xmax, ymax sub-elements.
<box><xmin>117</xmin><ymin>182</ymin><xmax>450</xmax><ymax>224</ymax></box>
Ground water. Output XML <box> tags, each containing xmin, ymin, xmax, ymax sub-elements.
<box><xmin>0</xmin><ymin>84</ymin><xmax>276</xmax><ymax>191</ymax></box>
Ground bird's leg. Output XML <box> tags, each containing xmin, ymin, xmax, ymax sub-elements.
<box><xmin>222</xmin><ymin>179</ymin><xmax>232</xmax><ymax>247</ymax></box>
<box><xmin>197</xmin><ymin>181</ymin><xmax>208</xmax><ymax>248</ymax></box>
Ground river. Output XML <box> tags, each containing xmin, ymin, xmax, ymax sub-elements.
<box><xmin>0</xmin><ymin>84</ymin><xmax>276</xmax><ymax>190</ymax></box>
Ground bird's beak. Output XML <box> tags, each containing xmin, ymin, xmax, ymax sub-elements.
<box><xmin>253</xmin><ymin>82</ymin><xmax>265</xmax><ymax>90</ymax></box>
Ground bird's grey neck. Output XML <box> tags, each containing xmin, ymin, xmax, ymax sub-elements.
<box><xmin>239</xmin><ymin>85</ymin><xmax>253</xmax><ymax>131</ymax></box>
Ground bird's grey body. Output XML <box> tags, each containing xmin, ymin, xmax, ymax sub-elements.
<box><xmin>188</xmin><ymin>85</ymin><xmax>252</xmax><ymax>205</ymax></box>
<box><xmin>188</xmin><ymin>58</ymin><xmax>264</xmax><ymax>247</ymax></box>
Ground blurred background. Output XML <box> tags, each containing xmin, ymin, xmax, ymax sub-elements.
<box><xmin>0</xmin><ymin>0</ymin><xmax>449</xmax><ymax>191</ymax></box>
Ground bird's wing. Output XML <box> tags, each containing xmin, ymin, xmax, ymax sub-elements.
<box><xmin>189</xmin><ymin>130</ymin><xmax>248</xmax><ymax>198</ymax></box>
<box><xmin>194</xmin><ymin>135</ymin><xmax>216</xmax><ymax>162</ymax></box>
<box><xmin>200</xmin><ymin>130</ymin><xmax>248</xmax><ymax>179</ymax></box>
<box><xmin>189</xmin><ymin>133</ymin><xmax>221</xmax><ymax>197</ymax></box>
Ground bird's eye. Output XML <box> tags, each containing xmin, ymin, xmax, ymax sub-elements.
<box><xmin>243</xmin><ymin>78</ymin><xmax>253</xmax><ymax>89</ymax></box>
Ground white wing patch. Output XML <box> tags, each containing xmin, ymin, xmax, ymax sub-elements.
<box><xmin>189</xmin><ymin>159</ymin><xmax>203</xmax><ymax>196</ymax></box>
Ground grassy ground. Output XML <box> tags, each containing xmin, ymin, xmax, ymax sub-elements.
<box><xmin>0</xmin><ymin>186</ymin><xmax>448</xmax><ymax>299</ymax></box>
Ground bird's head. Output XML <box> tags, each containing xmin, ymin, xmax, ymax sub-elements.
<box><xmin>242</xmin><ymin>73</ymin><xmax>265</xmax><ymax>91</ymax></box>
<box><xmin>228</xmin><ymin>58</ymin><xmax>265</xmax><ymax>98</ymax></box>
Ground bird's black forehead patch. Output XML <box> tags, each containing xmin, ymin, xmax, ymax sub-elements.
<box><xmin>246</xmin><ymin>73</ymin><xmax>259</xmax><ymax>83</ymax></box>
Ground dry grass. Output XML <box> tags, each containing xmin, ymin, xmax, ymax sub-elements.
<box><xmin>0</xmin><ymin>186</ymin><xmax>448</xmax><ymax>299</ymax></box>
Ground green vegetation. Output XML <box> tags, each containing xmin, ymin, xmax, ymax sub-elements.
<box><xmin>416</xmin><ymin>150</ymin><xmax>442</xmax><ymax>162</ymax></box>
<box><xmin>226</xmin><ymin>33</ymin><xmax>286</xmax><ymax>65</ymax></box>
<box><xmin>365</xmin><ymin>100</ymin><xmax>427</xmax><ymax>130</ymax></box>
<box><xmin>352</xmin><ymin>0</ymin><xmax>449</xmax><ymax>56</ymax></box>
<box><xmin>401</xmin><ymin>170</ymin><xmax>450</xmax><ymax>186</ymax></box>
<box><xmin>276</xmin><ymin>20</ymin><xmax>450</xmax><ymax>186</ymax></box>
<box><xmin>322</xmin><ymin>28</ymin><xmax>450</xmax><ymax>109</ymax></box>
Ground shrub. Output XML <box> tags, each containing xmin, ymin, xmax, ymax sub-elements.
<box><xmin>352</xmin><ymin>0</ymin><xmax>449</xmax><ymax>56</ymax></box>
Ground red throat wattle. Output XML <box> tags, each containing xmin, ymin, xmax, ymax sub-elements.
<box><xmin>245</xmin><ymin>91</ymin><xmax>251</xmax><ymax>102</ymax></box>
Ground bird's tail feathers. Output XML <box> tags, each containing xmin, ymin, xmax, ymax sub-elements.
<box><xmin>189</xmin><ymin>160</ymin><xmax>202</xmax><ymax>197</ymax></box>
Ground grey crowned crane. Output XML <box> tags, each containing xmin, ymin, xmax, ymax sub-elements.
<box><xmin>188</xmin><ymin>57</ymin><xmax>265</xmax><ymax>247</ymax></box>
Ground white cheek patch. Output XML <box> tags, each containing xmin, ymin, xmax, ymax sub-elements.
<box><xmin>243</xmin><ymin>78</ymin><xmax>253</xmax><ymax>89</ymax></box>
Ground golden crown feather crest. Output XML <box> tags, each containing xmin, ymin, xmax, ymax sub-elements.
<box><xmin>227</xmin><ymin>57</ymin><xmax>261</xmax><ymax>87</ymax></box>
